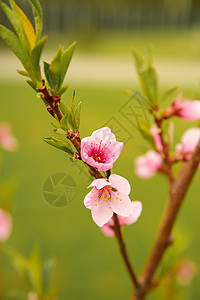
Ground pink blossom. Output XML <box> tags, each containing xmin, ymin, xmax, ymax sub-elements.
<box><xmin>84</xmin><ymin>174</ymin><xmax>132</xmax><ymax>227</ymax></box>
<box><xmin>0</xmin><ymin>123</ymin><xmax>18</xmax><ymax>151</ymax></box>
<box><xmin>176</xmin><ymin>260</ymin><xmax>196</xmax><ymax>286</ymax></box>
<box><xmin>176</xmin><ymin>127</ymin><xmax>200</xmax><ymax>160</ymax></box>
<box><xmin>81</xmin><ymin>127</ymin><xmax>123</xmax><ymax>171</ymax></box>
<box><xmin>28</xmin><ymin>292</ymin><xmax>39</xmax><ymax>300</ymax></box>
<box><xmin>0</xmin><ymin>209</ymin><xmax>12</xmax><ymax>242</ymax></box>
<box><xmin>150</xmin><ymin>125</ymin><xmax>163</xmax><ymax>152</ymax></box>
<box><xmin>135</xmin><ymin>150</ymin><xmax>162</xmax><ymax>179</ymax></box>
<box><xmin>101</xmin><ymin>201</ymin><xmax>142</xmax><ymax>237</ymax></box>
<box><xmin>173</xmin><ymin>97</ymin><xmax>200</xmax><ymax>121</ymax></box>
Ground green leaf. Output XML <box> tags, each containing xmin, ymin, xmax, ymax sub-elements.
<box><xmin>28</xmin><ymin>0</ymin><xmax>42</xmax><ymax>41</ymax></box>
<box><xmin>71</xmin><ymin>89</ymin><xmax>76</xmax><ymax>113</ymax></box>
<box><xmin>26</xmin><ymin>80</ymin><xmax>37</xmax><ymax>92</ymax></box>
<box><xmin>57</xmin><ymin>85</ymin><xmax>68</xmax><ymax>96</ymax></box>
<box><xmin>4</xmin><ymin>247</ymin><xmax>31</xmax><ymax>288</ymax></box>
<box><xmin>0</xmin><ymin>0</ymin><xmax>30</xmax><ymax>53</ymax></box>
<box><xmin>53</xmin><ymin>127</ymin><xmax>67</xmax><ymax>135</ymax></box>
<box><xmin>43</xmin><ymin>61</ymin><xmax>54</xmax><ymax>89</ymax></box>
<box><xmin>17</xmin><ymin>69</ymin><xmax>30</xmax><ymax>77</ymax></box>
<box><xmin>49</xmin><ymin>46</ymin><xmax>62</xmax><ymax>93</ymax></box>
<box><xmin>30</xmin><ymin>35</ymin><xmax>47</xmax><ymax>86</ymax></box>
<box><xmin>9</xmin><ymin>0</ymin><xmax>36</xmax><ymax>49</ymax></box>
<box><xmin>75</xmin><ymin>101</ymin><xmax>81</xmax><ymax>130</ymax></box>
<box><xmin>27</xmin><ymin>247</ymin><xmax>42</xmax><ymax>296</ymax></box>
<box><xmin>59</xmin><ymin>101</ymin><xmax>71</xmax><ymax>116</ymax></box>
<box><xmin>60</xmin><ymin>41</ymin><xmax>76</xmax><ymax>87</ymax></box>
<box><xmin>60</xmin><ymin>112</ymin><xmax>69</xmax><ymax>131</ymax></box>
<box><xmin>42</xmin><ymin>258</ymin><xmax>56</xmax><ymax>294</ymax></box>
<box><xmin>0</xmin><ymin>25</ymin><xmax>29</xmax><ymax>66</ymax></box>
<box><xmin>132</xmin><ymin>48</ymin><xmax>158</xmax><ymax>105</ymax></box>
<box><xmin>160</xmin><ymin>86</ymin><xmax>179</xmax><ymax>103</ymax></box>
<box><xmin>43</xmin><ymin>137</ymin><xmax>74</xmax><ymax>156</ymax></box>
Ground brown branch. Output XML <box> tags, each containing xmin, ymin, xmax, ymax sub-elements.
<box><xmin>39</xmin><ymin>83</ymin><xmax>63</xmax><ymax>121</ymax></box>
<box><xmin>113</xmin><ymin>213</ymin><xmax>140</xmax><ymax>288</ymax></box>
<box><xmin>133</xmin><ymin>140</ymin><xmax>200</xmax><ymax>299</ymax></box>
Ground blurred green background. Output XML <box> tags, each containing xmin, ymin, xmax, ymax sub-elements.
<box><xmin>0</xmin><ymin>0</ymin><xmax>200</xmax><ymax>299</ymax></box>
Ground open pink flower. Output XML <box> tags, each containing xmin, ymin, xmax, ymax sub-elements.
<box><xmin>150</xmin><ymin>125</ymin><xmax>163</xmax><ymax>152</ymax></box>
<box><xmin>101</xmin><ymin>201</ymin><xmax>142</xmax><ymax>237</ymax></box>
<box><xmin>84</xmin><ymin>174</ymin><xmax>132</xmax><ymax>227</ymax></box>
<box><xmin>0</xmin><ymin>123</ymin><xmax>18</xmax><ymax>151</ymax></box>
<box><xmin>0</xmin><ymin>209</ymin><xmax>12</xmax><ymax>242</ymax></box>
<box><xmin>135</xmin><ymin>150</ymin><xmax>162</xmax><ymax>179</ymax></box>
<box><xmin>81</xmin><ymin>127</ymin><xmax>123</xmax><ymax>171</ymax></box>
<box><xmin>172</xmin><ymin>97</ymin><xmax>200</xmax><ymax>121</ymax></box>
<box><xmin>176</xmin><ymin>127</ymin><xmax>200</xmax><ymax>160</ymax></box>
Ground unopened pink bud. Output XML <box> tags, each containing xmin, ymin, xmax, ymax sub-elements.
<box><xmin>173</xmin><ymin>97</ymin><xmax>200</xmax><ymax>121</ymax></box>
<box><xmin>135</xmin><ymin>150</ymin><xmax>162</xmax><ymax>179</ymax></box>
<box><xmin>0</xmin><ymin>209</ymin><xmax>12</xmax><ymax>242</ymax></box>
<box><xmin>0</xmin><ymin>123</ymin><xmax>18</xmax><ymax>151</ymax></box>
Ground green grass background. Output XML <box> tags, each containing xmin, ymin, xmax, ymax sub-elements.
<box><xmin>1</xmin><ymin>30</ymin><xmax>200</xmax><ymax>300</ymax></box>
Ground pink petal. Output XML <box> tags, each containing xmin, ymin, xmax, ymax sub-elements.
<box><xmin>91</xmin><ymin>127</ymin><xmax>116</xmax><ymax>144</ymax></box>
<box><xmin>105</xmin><ymin>141</ymin><xmax>124</xmax><ymax>160</ymax></box>
<box><xmin>135</xmin><ymin>150</ymin><xmax>162</xmax><ymax>179</ymax></box>
<box><xmin>101</xmin><ymin>223</ymin><xmax>115</xmax><ymax>237</ymax></box>
<box><xmin>109</xmin><ymin>174</ymin><xmax>131</xmax><ymax>195</ymax></box>
<box><xmin>150</xmin><ymin>125</ymin><xmax>163</xmax><ymax>152</ymax></box>
<box><xmin>88</xmin><ymin>178</ymin><xmax>110</xmax><ymax>190</ymax></box>
<box><xmin>84</xmin><ymin>191</ymin><xmax>92</xmax><ymax>209</ymax></box>
<box><xmin>119</xmin><ymin>201</ymin><xmax>142</xmax><ymax>226</ymax></box>
<box><xmin>0</xmin><ymin>209</ymin><xmax>12</xmax><ymax>242</ymax></box>
<box><xmin>91</xmin><ymin>200</ymin><xmax>113</xmax><ymax>227</ymax></box>
<box><xmin>110</xmin><ymin>192</ymin><xmax>132</xmax><ymax>217</ymax></box>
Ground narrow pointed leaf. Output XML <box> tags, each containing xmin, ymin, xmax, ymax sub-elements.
<box><xmin>57</xmin><ymin>85</ymin><xmax>68</xmax><ymax>96</ymax></box>
<box><xmin>71</xmin><ymin>89</ymin><xmax>76</xmax><ymax>113</ymax></box>
<box><xmin>17</xmin><ymin>69</ymin><xmax>30</xmax><ymax>77</ymax></box>
<box><xmin>160</xmin><ymin>86</ymin><xmax>179</xmax><ymax>103</ymax></box>
<box><xmin>30</xmin><ymin>35</ymin><xmax>47</xmax><ymax>85</ymax></box>
<box><xmin>9</xmin><ymin>0</ymin><xmax>36</xmax><ymax>49</ymax></box>
<box><xmin>132</xmin><ymin>48</ymin><xmax>158</xmax><ymax>105</ymax></box>
<box><xmin>26</xmin><ymin>80</ymin><xmax>37</xmax><ymax>92</ymax></box>
<box><xmin>49</xmin><ymin>46</ymin><xmax>62</xmax><ymax>92</ymax></box>
<box><xmin>43</xmin><ymin>137</ymin><xmax>74</xmax><ymax>155</ymax></box>
<box><xmin>28</xmin><ymin>0</ymin><xmax>42</xmax><ymax>41</ymax></box>
<box><xmin>0</xmin><ymin>25</ymin><xmax>28</xmax><ymax>66</ymax></box>
<box><xmin>59</xmin><ymin>101</ymin><xmax>71</xmax><ymax>116</ymax></box>
<box><xmin>4</xmin><ymin>247</ymin><xmax>31</xmax><ymax>288</ymax></box>
<box><xmin>0</xmin><ymin>0</ymin><xmax>30</xmax><ymax>53</ymax></box>
<box><xmin>27</xmin><ymin>248</ymin><xmax>42</xmax><ymax>296</ymax></box>
<box><xmin>60</xmin><ymin>112</ymin><xmax>69</xmax><ymax>131</ymax></box>
<box><xmin>42</xmin><ymin>258</ymin><xmax>56</xmax><ymax>294</ymax></box>
<box><xmin>60</xmin><ymin>41</ymin><xmax>76</xmax><ymax>86</ymax></box>
<box><xmin>54</xmin><ymin>127</ymin><xmax>67</xmax><ymax>135</ymax></box>
<box><xmin>75</xmin><ymin>101</ymin><xmax>81</xmax><ymax>130</ymax></box>
<box><xmin>43</xmin><ymin>61</ymin><xmax>54</xmax><ymax>89</ymax></box>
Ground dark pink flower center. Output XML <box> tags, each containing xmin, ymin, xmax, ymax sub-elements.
<box><xmin>88</xmin><ymin>142</ymin><xmax>109</xmax><ymax>163</ymax></box>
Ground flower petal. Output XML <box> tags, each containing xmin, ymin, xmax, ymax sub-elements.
<box><xmin>91</xmin><ymin>200</ymin><xmax>113</xmax><ymax>227</ymax></box>
<box><xmin>119</xmin><ymin>201</ymin><xmax>142</xmax><ymax>226</ymax></box>
<box><xmin>110</xmin><ymin>192</ymin><xmax>132</xmax><ymax>217</ymax></box>
<box><xmin>88</xmin><ymin>178</ymin><xmax>110</xmax><ymax>190</ymax></box>
<box><xmin>91</xmin><ymin>127</ymin><xmax>116</xmax><ymax>144</ymax></box>
<box><xmin>109</xmin><ymin>174</ymin><xmax>131</xmax><ymax>195</ymax></box>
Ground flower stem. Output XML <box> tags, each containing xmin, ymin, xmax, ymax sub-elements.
<box><xmin>113</xmin><ymin>213</ymin><xmax>140</xmax><ymax>289</ymax></box>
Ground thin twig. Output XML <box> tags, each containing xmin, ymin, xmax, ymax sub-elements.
<box><xmin>113</xmin><ymin>213</ymin><xmax>140</xmax><ymax>288</ymax></box>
